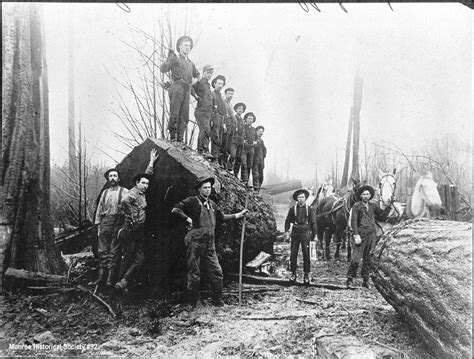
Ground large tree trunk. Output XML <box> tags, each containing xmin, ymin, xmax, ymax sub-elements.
<box><xmin>115</xmin><ymin>138</ymin><xmax>277</xmax><ymax>296</ymax></box>
<box><xmin>264</xmin><ymin>180</ymin><xmax>302</xmax><ymax>195</ymax></box>
<box><xmin>371</xmin><ymin>219</ymin><xmax>472</xmax><ymax>358</ymax></box>
<box><xmin>350</xmin><ymin>74</ymin><xmax>363</xmax><ymax>184</ymax></box>
<box><xmin>2</xmin><ymin>3</ymin><xmax>65</xmax><ymax>274</ymax></box>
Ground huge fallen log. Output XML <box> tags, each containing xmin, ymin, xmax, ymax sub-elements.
<box><xmin>371</xmin><ymin>219</ymin><xmax>472</xmax><ymax>358</ymax></box>
<box><xmin>264</xmin><ymin>180</ymin><xmax>303</xmax><ymax>195</ymax></box>
<box><xmin>115</xmin><ymin>138</ymin><xmax>277</xmax><ymax>295</ymax></box>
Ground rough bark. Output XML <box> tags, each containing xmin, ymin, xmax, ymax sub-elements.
<box><xmin>115</xmin><ymin>138</ymin><xmax>277</xmax><ymax>295</ymax></box>
<box><xmin>371</xmin><ymin>219</ymin><xmax>472</xmax><ymax>358</ymax></box>
<box><xmin>2</xmin><ymin>3</ymin><xmax>65</xmax><ymax>274</ymax></box>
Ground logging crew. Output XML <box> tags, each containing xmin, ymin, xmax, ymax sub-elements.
<box><xmin>93</xmin><ymin>169</ymin><xmax>129</xmax><ymax>286</ymax></box>
<box><xmin>193</xmin><ymin>64</ymin><xmax>214</xmax><ymax>157</ymax></box>
<box><xmin>284</xmin><ymin>189</ymin><xmax>317</xmax><ymax>285</ymax></box>
<box><xmin>346</xmin><ymin>185</ymin><xmax>392</xmax><ymax>289</ymax></box>
<box><xmin>241</xmin><ymin>112</ymin><xmax>257</xmax><ymax>183</ymax></box>
<box><xmin>228</xmin><ymin>102</ymin><xmax>246</xmax><ymax>176</ymax></box>
<box><xmin>160</xmin><ymin>36</ymin><xmax>200</xmax><ymax>142</ymax></box>
<box><xmin>222</xmin><ymin>88</ymin><xmax>236</xmax><ymax>170</ymax></box>
<box><xmin>114</xmin><ymin>149</ymin><xmax>159</xmax><ymax>294</ymax></box>
<box><xmin>171</xmin><ymin>177</ymin><xmax>248</xmax><ymax>308</ymax></box>
<box><xmin>252</xmin><ymin>126</ymin><xmax>266</xmax><ymax>192</ymax></box>
<box><xmin>210</xmin><ymin>75</ymin><xmax>227</xmax><ymax>165</ymax></box>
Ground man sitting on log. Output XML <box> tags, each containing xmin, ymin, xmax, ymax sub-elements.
<box><xmin>346</xmin><ymin>184</ymin><xmax>392</xmax><ymax>289</ymax></box>
<box><xmin>284</xmin><ymin>189</ymin><xmax>317</xmax><ymax>285</ymax></box>
<box><xmin>171</xmin><ymin>177</ymin><xmax>248</xmax><ymax>308</ymax></box>
<box><xmin>114</xmin><ymin>149</ymin><xmax>159</xmax><ymax>294</ymax></box>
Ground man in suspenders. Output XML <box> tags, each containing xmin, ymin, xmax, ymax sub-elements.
<box><xmin>93</xmin><ymin>168</ymin><xmax>128</xmax><ymax>286</ymax></box>
<box><xmin>284</xmin><ymin>189</ymin><xmax>317</xmax><ymax>285</ymax></box>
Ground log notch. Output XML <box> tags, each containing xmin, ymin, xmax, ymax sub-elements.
<box><xmin>115</xmin><ymin>138</ymin><xmax>277</xmax><ymax>296</ymax></box>
<box><xmin>371</xmin><ymin>219</ymin><xmax>472</xmax><ymax>358</ymax></box>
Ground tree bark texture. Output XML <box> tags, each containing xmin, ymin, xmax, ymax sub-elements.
<box><xmin>115</xmin><ymin>138</ymin><xmax>277</xmax><ymax>295</ymax></box>
<box><xmin>2</xmin><ymin>3</ymin><xmax>65</xmax><ymax>274</ymax></box>
<box><xmin>371</xmin><ymin>219</ymin><xmax>472</xmax><ymax>358</ymax></box>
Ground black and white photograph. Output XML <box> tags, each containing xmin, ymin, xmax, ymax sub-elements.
<box><xmin>1</xmin><ymin>1</ymin><xmax>472</xmax><ymax>357</ymax></box>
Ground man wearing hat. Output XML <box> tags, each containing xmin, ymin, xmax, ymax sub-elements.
<box><xmin>171</xmin><ymin>177</ymin><xmax>248</xmax><ymax>308</ymax></box>
<box><xmin>241</xmin><ymin>112</ymin><xmax>257</xmax><ymax>183</ymax></box>
<box><xmin>228</xmin><ymin>102</ymin><xmax>246</xmax><ymax>176</ymax></box>
<box><xmin>114</xmin><ymin>149</ymin><xmax>159</xmax><ymax>293</ymax></box>
<box><xmin>252</xmin><ymin>126</ymin><xmax>266</xmax><ymax>192</ymax></box>
<box><xmin>193</xmin><ymin>65</ymin><xmax>214</xmax><ymax>157</ymax></box>
<box><xmin>222</xmin><ymin>88</ymin><xmax>236</xmax><ymax>170</ymax></box>
<box><xmin>284</xmin><ymin>189</ymin><xmax>317</xmax><ymax>284</ymax></box>
<box><xmin>160</xmin><ymin>35</ymin><xmax>200</xmax><ymax>142</ymax></box>
<box><xmin>210</xmin><ymin>75</ymin><xmax>227</xmax><ymax>165</ymax></box>
<box><xmin>92</xmin><ymin>168</ymin><xmax>129</xmax><ymax>286</ymax></box>
<box><xmin>346</xmin><ymin>184</ymin><xmax>392</xmax><ymax>289</ymax></box>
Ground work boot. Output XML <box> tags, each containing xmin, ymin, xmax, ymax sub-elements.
<box><xmin>290</xmin><ymin>272</ymin><xmax>297</xmax><ymax>284</ymax></box>
<box><xmin>115</xmin><ymin>278</ymin><xmax>129</xmax><ymax>294</ymax></box>
<box><xmin>106</xmin><ymin>269</ymin><xmax>117</xmax><ymax>287</ymax></box>
<box><xmin>346</xmin><ymin>277</ymin><xmax>353</xmax><ymax>288</ymax></box>
<box><xmin>334</xmin><ymin>247</ymin><xmax>340</xmax><ymax>260</ymax></box>
<box><xmin>362</xmin><ymin>277</ymin><xmax>370</xmax><ymax>289</ymax></box>
<box><xmin>325</xmin><ymin>250</ymin><xmax>331</xmax><ymax>261</ymax></box>
<box><xmin>303</xmin><ymin>272</ymin><xmax>310</xmax><ymax>286</ymax></box>
<box><xmin>188</xmin><ymin>288</ymin><xmax>203</xmax><ymax>309</ymax></box>
<box><xmin>90</xmin><ymin>268</ymin><xmax>106</xmax><ymax>286</ymax></box>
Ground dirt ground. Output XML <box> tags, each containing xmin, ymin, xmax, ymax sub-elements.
<box><xmin>0</xmin><ymin>240</ymin><xmax>432</xmax><ymax>358</ymax></box>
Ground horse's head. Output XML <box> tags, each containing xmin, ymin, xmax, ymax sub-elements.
<box><xmin>378</xmin><ymin>169</ymin><xmax>397</xmax><ymax>208</ymax></box>
<box><xmin>417</xmin><ymin>172</ymin><xmax>442</xmax><ymax>209</ymax></box>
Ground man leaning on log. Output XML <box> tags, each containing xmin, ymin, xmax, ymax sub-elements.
<box><xmin>171</xmin><ymin>177</ymin><xmax>248</xmax><ymax>308</ymax></box>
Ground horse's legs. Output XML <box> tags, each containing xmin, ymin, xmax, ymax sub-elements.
<box><xmin>324</xmin><ymin>225</ymin><xmax>334</xmax><ymax>260</ymax></box>
<box><xmin>316</xmin><ymin>224</ymin><xmax>325</xmax><ymax>260</ymax></box>
<box><xmin>334</xmin><ymin>226</ymin><xmax>345</xmax><ymax>260</ymax></box>
<box><xmin>347</xmin><ymin>233</ymin><xmax>352</xmax><ymax>261</ymax></box>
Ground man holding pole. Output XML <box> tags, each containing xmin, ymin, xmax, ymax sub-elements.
<box><xmin>171</xmin><ymin>177</ymin><xmax>248</xmax><ymax>308</ymax></box>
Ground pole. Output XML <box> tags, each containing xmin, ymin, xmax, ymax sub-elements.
<box><xmin>239</xmin><ymin>190</ymin><xmax>249</xmax><ymax>306</ymax></box>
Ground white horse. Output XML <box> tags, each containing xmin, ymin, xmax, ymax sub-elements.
<box><xmin>406</xmin><ymin>171</ymin><xmax>442</xmax><ymax>218</ymax></box>
<box><xmin>378</xmin><ymin>169</ymin><xmax>405</xmax><ymax>222</ymax></box>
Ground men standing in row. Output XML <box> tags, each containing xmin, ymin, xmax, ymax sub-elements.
<box><xmin>193</xmin><ymin>65</ymin><xmax>214</xmax><ymax>157</ymax></box>
<box><xmin>241</xmin><ymin>112</ymin><xmax>257</xmax><ymax>184</ymax></box>
<box><xmin>160</xmin><ymin>36</ymin><xmax>200</xmax><ymax>142</ymax></box>
<box><xmin>228</xmin><ymin>102</ymin><xmax>246</xmax><ymax>176</ymax></box>
<box><xmin>210</xmin><ymin>75</ymin><xmax>226</xmax><ymax>164</ymax></box>
<box><xmin>172</xmin><ymin>177</ymin><xmax>248</xmax><ymax>308</ymax></box>
<box><xmin>222</xmin><ymin>88</ymin><xmax>236</xmax><ymax>170</ymax></box>
<box><xmin>252</xmin><ymin>126</ymin><xmax>266</xmax><ymax>192</ymax></box>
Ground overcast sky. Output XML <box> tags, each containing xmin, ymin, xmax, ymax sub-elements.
<box><xmin>40</xmin><ymin>3</ymin><xmax>472</xmax><ymax>182</ymax></box>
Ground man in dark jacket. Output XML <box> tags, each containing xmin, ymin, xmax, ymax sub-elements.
<box><xmin>241</xmin><ymin>112</ymin><xmax>257</xmax><ymax>183</ymax></box>
<box><xmin>193</xmin><ymin>64</ymin><xmax>214</xmax><ymax>157</ymax></box>
<box><xmin>222</xmin><ymin>88</ymin><xmax>236</xmax><ymax>170</ymax></box>
<box><xmin>346</xmin><ymin>185</ymin><xmax>392</xmax><ymax>289</ymax></box>
<box><xmin>228</xmin><ymin>102</ymin><xmax>246</xmax><ymax>176</ymax></box>
<box><xmin>172</xmin><ymin>177</ymin><xmax>248</xmax><ymax>308</ymax></box>
<box><xmin>284</xmin><ymin>189</ymin><xmax>317</xmax><ymax>285</ymax></box>
<box><xmin>160</xmin><ymin>35</ymin><xmax>200</xmax><ymax>142</ymax></box>
<box><xmin>210</xmin><ymin>75</ymin><xmax>227</xmax><ymax>164</ymax></box>
<box><xmin>252</xmin><ymin>126</ymin><xmax>266</xmax><ymax>192</ymax></box>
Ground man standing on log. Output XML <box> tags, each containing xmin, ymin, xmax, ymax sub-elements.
<box><xmin>228</xmin><ymin>102</ymin><xmax>246</xmax><ymax>175</ymax></box>
<box><xmin>92</xmin><ymin>168</ymin><xmax>128</xmax><ymax>286</ymax></box>
<box><xmin>193</xmin><ymin>64</ymin><xmax>214</xmax><ymax>157</ymax></box>
<box><xmin>284</xmin><ymin>189</ymin><xmax>317</xmax><ymax>285</ymax></box>
<box><xmin>171</xmin><ymin>177</ymin><xmax>248</xmax><ymax>308</ymax></box>
<box><xmin>210</xmin><ymin>75</ymin><xmax>227</xmax><ymax>165</ymax></box>
<box><xmin>252</xmin><ymin>126</ymin><xmax>266</xmax><ymax>193</ymax></box>
<box><xmin>222</xmin><ymin>88</ymin><xmax>236</xmax><ymax>170</ymax></box>
<box><xmin>346</xmin><ymin>185</ymin><xmax>392</xmax><ymax>289</ymax></box>
<box><xmin>160</xmin><ymin>35</ymin><xmax>200</xmax><ymax>142</ymax></box>
<box><xmin>114</xmin><ymin>149</ymin><xmax>159</xmax><ymax>294</ymax></box>
<box><xmin>241</xmin><ymin>112</ymin><xmax>257</xmax><ymax>184</ymax></box>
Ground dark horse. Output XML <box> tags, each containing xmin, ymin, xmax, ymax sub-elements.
<box><xmin>314</xmin><ymin>185</ymin><xmax>359</xmax><ymax>261</ymax></box>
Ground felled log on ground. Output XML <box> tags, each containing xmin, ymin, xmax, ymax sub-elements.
<box><xmin>371</xmin><ymin>219</ymin><xmax>472</xmax><ymax>358</ymax></box>
<box><xmin>116</xmin><ymin>138</ymin><xmax>277</xmax><ymax>295</ymax></box>
<box><xmin>5</xmin><ymin>268</ymin><xmax>67</xmax><ymax>284</ymax></box>
<box><xmin>264</xmin><ymin>180</ymin><xmax>303</xmax><ymax>195</ymax></box>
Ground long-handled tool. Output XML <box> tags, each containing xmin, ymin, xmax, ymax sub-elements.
<box><xmin>238</xmin><ymin>190</ymin><xmax>250</xmax><ymax>306</ymax></box>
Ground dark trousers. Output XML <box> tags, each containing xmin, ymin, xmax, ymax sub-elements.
<box><xmin>168</xmin><ymin>82</ymin><xmax>191</xmax><ymax>141</ymax></box>
<box><xmin>221</xmin><ymin>131</ymin><xmax>233</xmax><ymax>169</ymax></box>
<box><xmin>347</xmin><ymin>232</ymin><xmax>375</xmax><ymax>279</ymax></box>
<box><xmin>210</xmin><ymin>113</ymin><xmax>223</xmax><ymax>161</ymax></box>
<box><xmin>117</xmin><ymin>224</ymin><xmax>145</xmax><ymax>283</ymax></box>
<box><xmin>252</xmin><ymin>158</ymin><xmax>264</xmax><ymax>190</ymax></box>
<box><xmin>290</xmin><ymin>230</ymin><xmax>311</xmax><ymax>273</ymax></box>
<box><xmin>186</xmin><ymin>235</ymin><xmax>223</xmax><ymax>297</ymax></box>
<box><xmin>229</xmin><ymin>142</ymin><xmax>243</xmax><ymax>177</ymax></box>
<box><xmin>195</xmin><ymin>110</ymin><xmax>211</xmax><ymax>152</ymax></box>
<box><xmin>241</xmin><ymin>148</ymin><xmax>254</xmax><ymax>182</ymax></box>
<box><xmin>98</xmin><ymin>215</ymin><xmax>123</xmax><ymax>270</ymax></box>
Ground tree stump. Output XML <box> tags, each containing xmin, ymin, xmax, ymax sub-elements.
<box><xmin>371</xmin><ymin>219</ymin><xmax>472</xmax><ymax>358</ymax></box>
<box><xmin>115</xmin><ymin>138</ymin><xmax>277</xmax><ymax>295</ymax></box>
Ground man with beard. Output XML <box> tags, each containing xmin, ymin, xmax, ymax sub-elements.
<box><xmin>222</xmin><ymin>88</ymin><xmax>236</xmax><ymax>170</ymax></box>
<box><xmin>193</xmin><ymin>64</ymin><xmax>214</xmax><ymax>157</ymax></box>
<box><xmin>210</xmin><ymin>75</ymin><xmax>227</xmax><ymax>165</ymax></box>
<box><xmin>228</xmin><ymin>102</ymin><xmax>246</xmax><ymax>176</ymax></box>
<box><xmin>113</xmin><ymin>149</ymin><xmax>159</xmax><ymax>294</ymax></box>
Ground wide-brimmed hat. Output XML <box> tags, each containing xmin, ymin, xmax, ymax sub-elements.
<box><xmin>132</xmin><ymin>173</ymin><xmax>153</xmax><ymax>184</ymax></box>
<box><xmin>293</xmin><ymin>188</ymin><xmax>310</xmax><ymax>201</ymax></box>
<box><xmin>194</xmin><ymin>176</ymin><xmax>215</xmax><ymax>190</ymax></box>
<box><xmin>234</xmin><ymin>102</ymin><xmax>246</xmax><ymax>112</ymax></box>
<box><xmin>356</xmin><ymin>185</ymin><xmax>375</xmax><ymax>200</ymax></box>
<box><xmin>176</xmin><ymin>35</ymin><xmax>193</xmax><ymax>52</ymax></box>
<box><xmin>103</xmin><ymin>168</ymin><xmax>120</xmax><ymax>180</ymax></box>
<box><xmin>202</xmin><ymin>64</ymin><xmax>214</xmax><ymax>73</ymax></box>
<box><xmin>211</xmin><ymin>75</ymin><xmax>226</xmax><ymax>88</ymax></box>
<box><xmin>244</xmin><ymin>112</ymin><xmax>256</xmax><ymax>123</ymax></box>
